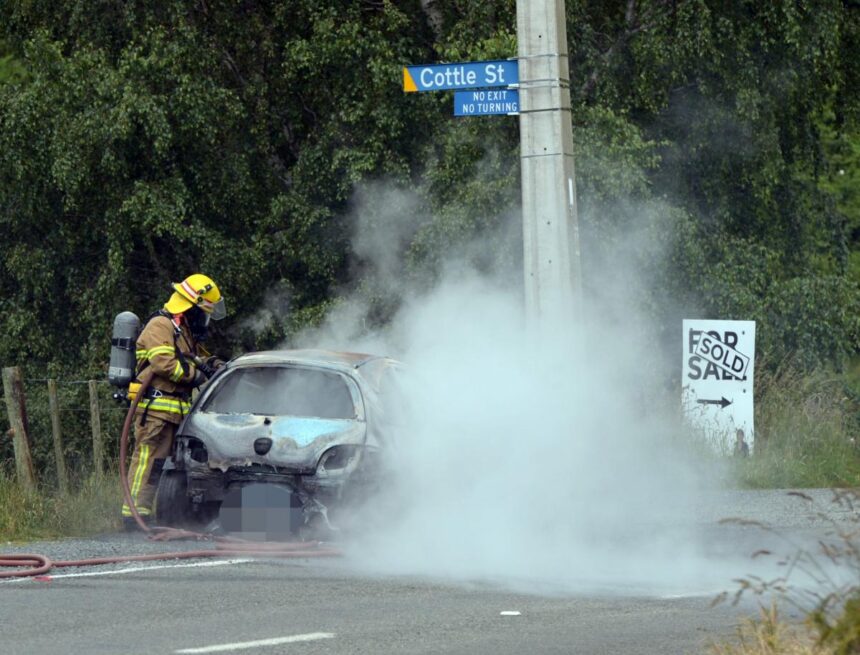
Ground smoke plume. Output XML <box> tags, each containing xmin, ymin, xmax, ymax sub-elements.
<box><xmin>290</xmin><ymin>180</ymin><xmax>770</xmax><ymax>597</ymax></box>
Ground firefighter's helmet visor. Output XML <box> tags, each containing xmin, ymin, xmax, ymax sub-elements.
<box><xmin>209</xmin><ymin>298</ymin><xmax>226</xmax><ymax>321</ymax></box>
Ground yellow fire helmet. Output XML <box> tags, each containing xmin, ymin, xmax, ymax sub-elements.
<box><xmin>164</xmin><ymin>274</ymin><xmax>226</xmax><ymax>320</ymax></box>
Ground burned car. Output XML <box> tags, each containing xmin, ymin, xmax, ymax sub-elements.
<box><xmin>154</xmin><ymin>349</ymin><xmax>402</xmax><ymax>535</ymax></box>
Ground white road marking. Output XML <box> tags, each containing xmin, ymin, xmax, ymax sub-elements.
<box><xmin>175</xmin><ymin>633</ymin><xmax>336</xmax><ymax>653</ymax></box>
<box><xmin>0</xmin><ymin>558</ymin><xmax>253</xmax><ymax>584</ymax></box>
<box><xmin>661</xmin><ymin>590</ymin><xmax>722</xmax><ymax>600</ymax></box>
<box><xmin>500</xmin><ymin>611</ymin><xmax>521</xmax><ymax>616</ymax></box>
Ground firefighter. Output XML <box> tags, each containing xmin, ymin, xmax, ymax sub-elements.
<box><xmin>121</xmin><ymin>273</ymin><xmax>226</xmax><ymax>530</ymax></box>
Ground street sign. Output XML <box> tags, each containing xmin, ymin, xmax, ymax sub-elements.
<box><xmin>454</xmin><ymin>89</ymin><xmax>519</xmax><ymax>116</ymax></box>
<box><xmin>403</xmin><ymin>60</ymin><xmax>518</xmax><ymax>92</ymax></box>
<box><xmin>682</xmin><ymin>319</ymin><xmax>756</xmax><ymax>454</ymax></box>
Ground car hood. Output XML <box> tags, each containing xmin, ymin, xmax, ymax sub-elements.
<box><xmin>182</xmin><ymin>412</ymin><xmax>366</xmax><ymax>472</ymax></box>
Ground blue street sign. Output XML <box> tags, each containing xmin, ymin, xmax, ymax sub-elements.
<box><xmin>403</xmin><ymin>59</ymin><xmax>518</xmax><ymax>93</ymax></box>
<box><xmin>454</xmin><ymin>89</ymin><xmax>520</xmax><ymax>116</ymax></box>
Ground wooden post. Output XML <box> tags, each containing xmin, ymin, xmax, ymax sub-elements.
<box><xmin>88</xmin><ymin>380</ymin><xmax>103</xmax><ymax>478</ymax></box>
<box><xmin>2</xmin><ymin>366</ymin><xmax>36</xmax><ymax>492</ymax></box>
<box><xmin>47</xmin><ymin>379</ymin><xmax>69</xmax><ymax>494</ymax></box>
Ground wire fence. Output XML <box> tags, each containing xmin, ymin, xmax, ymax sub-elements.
<box><xmin>1</xmin><ymin>367</ymin><xmax>128</xmax><ymax>492</ymax></box>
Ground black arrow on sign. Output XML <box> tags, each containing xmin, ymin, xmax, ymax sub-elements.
<box><xmin>697</xmin><ymin>397</ymin><xmax>732</xmax><ymax>409</ymax></box>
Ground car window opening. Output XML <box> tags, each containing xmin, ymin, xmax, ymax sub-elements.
<box><xmin>202</xmin><ymin>366</ymin><xmax>357</xmax><ymax>419</ymax></box>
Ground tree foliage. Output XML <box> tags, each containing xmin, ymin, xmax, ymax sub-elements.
<box><xmin>0</xmin><ymin>0</ymin><xmax>857</xmax><ymax>384</ymax></box>
<box><xmin>566</xmin><ymin>0</ymin><xmax>860</xmax><ymax>364</ymax></box>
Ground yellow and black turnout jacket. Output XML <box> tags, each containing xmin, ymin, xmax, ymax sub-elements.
<box><xmin>134</xmin><ymin>312</ymin><xmax>200</xmax><ymax>424</ymax></box>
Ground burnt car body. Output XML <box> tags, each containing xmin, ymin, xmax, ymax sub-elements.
<box><xmin>155</xmin><ymin>349</ymin><xmax>401</xmax><ymax>532</ymax></box>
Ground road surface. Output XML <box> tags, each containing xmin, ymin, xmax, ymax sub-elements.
<box><xmin>1</xmin><ymin>489</ymin><xmax>855</xmax><ymax>654</ymax></box>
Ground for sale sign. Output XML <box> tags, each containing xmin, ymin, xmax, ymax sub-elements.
<box><xmin>682</xmin><ymin>319</ymin><xmax>755</xmax><ymax>454</ymax></box>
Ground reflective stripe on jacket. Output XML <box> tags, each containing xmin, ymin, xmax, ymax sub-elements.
<box><xmin>139</xmin><ymin>395</ymin><xmax>192</xmax><ymax>416</ymax></box>
<box><xmin>134</xmin><ymin>314</ymin><xmax>199</xmax><ymax>424</ymax></box>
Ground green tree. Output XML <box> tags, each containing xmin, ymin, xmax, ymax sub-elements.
<box><xmin>0</xmin><ymin>39</ymin><xmax>25</xmax><ymax>85</ymax></box>
<box><xmin>0</xmin><ymin>1</ymin><xmax>437</xmax><ymax>372</ymax></box>
<box><xmin>563</xmin><ymin>0</ymin><xmax>860</xmax><ymax>365</ymax></box>
<box><xmin>0</xmin><ymin>0</ymin><xmax>858</xmax><ymax>436</ymax></box>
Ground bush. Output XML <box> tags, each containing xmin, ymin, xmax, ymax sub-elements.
<box><xmin>0</xmin><ymin>469</ymin><xmax>119</xmax><ymax>541</ymax></box>
<box><xmin>763</xmin><ymin>278</ymin><xmax>860</xmax><ymax>372</ymax></box>
<box><xmin>735</xmin><ymin>365</ymin><xmax>860</xmax><ymax>489</ymax></box>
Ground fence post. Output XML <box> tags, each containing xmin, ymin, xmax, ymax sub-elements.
<box><xmin>88</xmin><ymin>380</ymin><xmax>103</xmax><ymax>478</ymax></box>
<box><xmin>2</xmin><ymin>366</ymin><xmax>36</xmax><ymax>492</ymax></box>
<box><xmin>47</xmin><ymin>379</ymin><xmax>69</xmax><ymax>495</ymax></box>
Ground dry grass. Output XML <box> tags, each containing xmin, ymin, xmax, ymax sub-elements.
<box><xmin>0</xmin><ymin>469</ymin><xmax>119</xmax><ymax>541</ymax></box>
<box><xmin>710</xmin><ymin>491</ymin><xmax>860</xmax><ymax>655</ymax></box>
<box><xmin>710</xmin><ymin>605</ymin><xmax>830</xmax><ymax>655</ymax></box>
<box><xmin>735</xmin><ymin>365</ymin><xmax>860</xmax><ymax>488</ymax></box>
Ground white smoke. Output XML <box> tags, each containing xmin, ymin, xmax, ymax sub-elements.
<box><xmin>292</xmin><ymin>182</ymin><xmax>430</xmax><ymax>353</ymax></box>
<box><xmin>339</xmin><ymin>270</ymin><xmax>733</xmax><ymax>595</ymax></box>
<box><xmin>289</xmin><ymin>180</ymin><xmax>766</xmax><ymax>597</ymax></box>
<box><xmin>232</xmin><ymin>284</ymin><xmax>292</xmax><ymax>337</ymax></box>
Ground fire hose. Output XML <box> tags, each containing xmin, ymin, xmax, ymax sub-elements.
<box><xmin>1</xmin><ymin>370</ymin><xmax>339</xmax><ymax>580</ymax></box>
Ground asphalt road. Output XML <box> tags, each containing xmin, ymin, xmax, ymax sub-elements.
<box><xmin>1</xmin><ymin>489</ymin><xmax>856</xmax><ymax>655</ymax></box>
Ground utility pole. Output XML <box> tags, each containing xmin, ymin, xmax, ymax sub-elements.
<box><xmin>517</xmin><ymin>0</ymin><xmax>581</xmax><ymax>334</ymax></box>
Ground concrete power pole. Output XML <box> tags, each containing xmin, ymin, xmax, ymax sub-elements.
<box><xmin>517</xmin><ymin>0</ymin><xmax>581</xmax><ymax>334</ymax></box>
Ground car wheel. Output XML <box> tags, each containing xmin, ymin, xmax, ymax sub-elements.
<box><xmin>154</xmin><ymin>471</ymin><xmax>195</xmax><ymax>528</ymax></box>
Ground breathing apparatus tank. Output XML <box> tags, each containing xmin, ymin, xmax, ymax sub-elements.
<box><xmin>109</xmin><ymin>311</ymin><xmax>141</xmax><ymax>388</ymax></box>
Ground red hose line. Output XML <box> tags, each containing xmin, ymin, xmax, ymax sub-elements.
<box><xmin>0</xmin><ymin>555</ymin><xmax>52</xmax><ymax>579</ymax></box>
<box><xmin>1</xmin><ymin>369</ymin><xmax>340</xmax><ymax>580</ymax></box>
<box><xmin>0</xmin><ymin>547</ymin><xmax>340</xmax><ymax>580</ymax></box>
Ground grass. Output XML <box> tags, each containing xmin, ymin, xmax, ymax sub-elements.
<box><xmin>0</xmin><ymin>469</ymin><xmax>119</xmax><ymax>542</ymax></box>
<box><xmin>733</xmin><ymin>364</ymin><xmax>860</xmax><ymax>488</ymax></box>
<box><xmin>709</xmin><ymin>490</ymin><xmax>860</xmax><ymax>654</ymax></box>
<box><xmin>710</xmin><ymin>605</ymin><xmax>827</xmax><ymax>655</ymax></box>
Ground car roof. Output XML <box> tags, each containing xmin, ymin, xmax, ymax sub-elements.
<box><xmin>228</xmin><ymin>349</ymin><xmax>400</xmax><ymax>383</ymax></box>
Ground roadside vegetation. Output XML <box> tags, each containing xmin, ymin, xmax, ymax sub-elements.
<box><xmin>0</xmin><ymin>3</ymin><xmax>858</xmax><ymax>531</ymax></box>
<box><xmin>733</xmin><ymin>364</ymin><xmax>860</xmax><ymax>489</ymax></box>
<box><xmin>709</xmin><ymin>491</ymin><xmax>860</xmax><ymax>655</ymax></box>
<box><xmin>0</xmin><ymin>470</ymin><xmax>117</xmax><ymax>542</ymax></box>
<box><xmin>711</xmin><ymin>605</ymin><xmax>825</xmax><ymax>655</ymax></box>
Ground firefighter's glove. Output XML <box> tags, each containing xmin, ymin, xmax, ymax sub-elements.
<box><xmin>192</xmin><ymin>368</ymin><xmax>209</xmax><ymax>388</ymax></box>
<box><xmin>196</xmin><ymin>360</ymin><xmax>217</xmax><ymax>379</ymax></box>
<box><xmin>204</xmin><ymin>356</ymin><xmax>225</xmax><ymax>372</ymax></box>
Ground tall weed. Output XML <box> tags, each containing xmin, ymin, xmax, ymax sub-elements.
<box><xmin>737</xmin><ymin>365</ymin><xmax>860</xmax><ymax>488</ymax></box>
<box><xmin>0</xmin><ymin>469</ymin><xmax>119</xmax><ymax>541</ymax></box>
<box><xmin>711</xmin><ymin>491</ymin><xmax>860</xmax><ymax>655</ymax></box>
<box><xmin>710</xmin><ymin>605</ymin><xmax>826</xmax><ymax>655</ymax></box>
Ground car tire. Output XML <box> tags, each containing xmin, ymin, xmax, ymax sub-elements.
<box><xmin>154</xmin><ymin>471</ymin><xmax>195</xmax><ymax>528</ymax></box>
